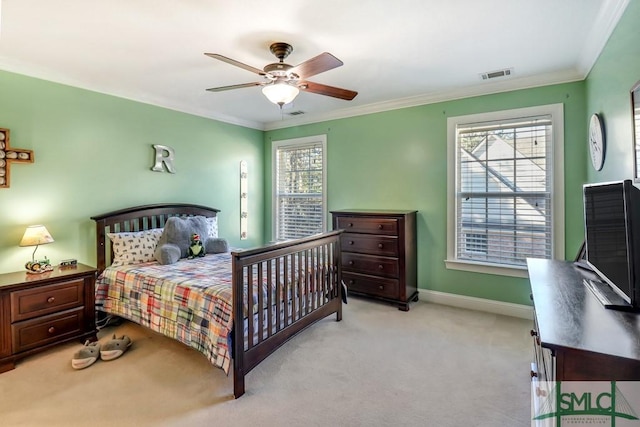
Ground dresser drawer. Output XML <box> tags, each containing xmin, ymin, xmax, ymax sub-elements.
<box><xmin>11</xmin><ymin>278</ymin><xmax>85</xmax><ymax>322</ymax></box>
<box><xmin>12</xmin><ymin>307</ymin><xmax>85</xmax><ymax>353</ymax></box>
<box><xmin>343</xmin><ymin>272</ymin><xmax>399</xmax><ymax>299</ymax></box>
<box><xmin>335</xmin><ymin>216</ymin><xmax>398</xmax><ymax>236</ymax></box>
<box><xmin>342</xmin><ymin>234</ymin><xmax>398</xmax><ymax>257</ymax></box>
<box><xmin>342</xmin><ymin>253</ymin><xmax>399</xmax><ymax>278</ymax></box>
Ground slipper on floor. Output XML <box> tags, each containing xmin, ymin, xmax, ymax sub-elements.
<box><xmin>71</xmin><ymin>340</ymin><xmax>101</xmax><ymax>370</ymax></box>
<box><xmin>100</xmin><ymin>334</ymin><xmax>132</xmax><ymax>361</ymax></box>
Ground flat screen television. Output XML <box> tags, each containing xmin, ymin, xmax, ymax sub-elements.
<box><xmin>583</xmin><ymin>179</ymin><xmax>640</xmax><ymax>310</ymax></box>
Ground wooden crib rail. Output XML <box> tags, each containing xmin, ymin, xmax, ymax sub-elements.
<box><xmin>231</xmin><ymin>230</ymin><xmax>343</xmax><ymax>398</ymax></box>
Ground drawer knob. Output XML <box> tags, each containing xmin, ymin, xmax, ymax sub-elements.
<box><xmin>349</xmin><ymin>280</ymin><xmax>355</xmax><ymax>285</ymax></box>
<box><xmin>348</xmin><ymin>223</ymin><xmax>353</xmax><ymax>227</ymax></box>
<box><xmin>378</xmin><ymin>265</ymin><xmax>384</xmax><ymax>270</ymax></box>
<box><xmin>378</xmin><ymin>224</ymin><xmax>383</xmax><ymax>229</ymax></box>
<box><xmin>48</xmin><ymin>326</ymin><xmax>56</xmax><ymax>334</ymax></box>
<box><xmin>530</xmin><ymin>370</ymin><xmax>537</xmax><ymax>378</ymax></box>
<box><xmin>47</xmin><ymin>296</ymin><xmax>55</xmax><ymax>304</ymax></box>
<box><xmin>379</xmin><ymin>285</ymin><xmax>384</xmax><ymax>290</ymax></box>
<box><xmin>348</xmin><ymin>241</ymin><xmax>354</xmax><ymax>245</ymax></box>
<box><xmin>378</xmin><ymin>243</ymin><xmax>383</xmax><ymax>249</ymax></box>
<box><xmin>348</xmin><ymin>261</ymin><xmax>354</xmax><ymax>265</ymax></box>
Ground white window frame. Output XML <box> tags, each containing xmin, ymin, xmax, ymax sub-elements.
<box><xmin>445</xmin><ymin>104</ymin><xmax>565</xmax><ymax>278</ymax></box>
<box><xmin>272</xmin><ymin>135</ymin><xmax>327</xmax><ymax>242</ymax></box>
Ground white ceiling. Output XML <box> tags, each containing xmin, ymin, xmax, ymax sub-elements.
<box><xmin>0</xmin><ymin>0</ymin><xmax>630</xmax><ymax>130</ymax></box>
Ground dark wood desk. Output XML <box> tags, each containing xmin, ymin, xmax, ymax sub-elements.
<box><xmin>528</xmin><ymin>258</ymin><xmax>640</xmax><ymax>382</ymax></box>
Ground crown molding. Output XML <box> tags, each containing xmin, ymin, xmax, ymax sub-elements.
<box><xmin>0</xmin><ymin>59</ymin><xmax>265</xmax><ymax>130</ymax></box>
<box><xmin>576</xmin><ymin>0</ymin><xmax>630</xmax><ymax>75</ymax></box>
<box><xmin>2</xmin><ymin>0</ymin><xmax>629</xmax><ymax>134</ymax></box>
<box><xmin>263</xmin><ymin>69</ymin><xmax>584</xmax><ymax>131</ymax></box>
<box><xmin>263</xmin><ymin>0</ymin><xmax>629</xmax><ymax>131</ymax></box>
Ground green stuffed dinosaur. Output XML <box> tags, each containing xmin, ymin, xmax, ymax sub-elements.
<box><xmin>188</xmin><ymin>233</ymin><xmax>206</xmax><ymax>259</ymax></box>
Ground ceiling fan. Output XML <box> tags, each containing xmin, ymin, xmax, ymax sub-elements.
<box><xmin>204</xmin><ymin>42</ymin><xmax>358</xmax><ymax>107</ymax></box>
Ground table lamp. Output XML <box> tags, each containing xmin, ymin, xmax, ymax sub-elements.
<box><xmin>19</xmin><ymin>225</ymin><xmax>54</xmax><ymax>273</ymax></box>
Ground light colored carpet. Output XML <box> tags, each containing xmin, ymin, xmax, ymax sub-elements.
<box><xmin>0</xmin><ymin>298</ymin><xmax>532</xmax><ymax>427</ymax></box>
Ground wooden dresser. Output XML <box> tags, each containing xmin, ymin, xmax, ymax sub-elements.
<box><xmin>331</xmin><ymin>210</ymin><xmax>418</xmax><ymax>311</ymax></box>
<box><xmin>0</xmin><ymin>264</ymin><xmax>97</xmax><ymax>373</ymax></box>
<box><xmin>528</xmin><ymin>258</ymin><xmax>640</xmax><ymax>410</ymax></box>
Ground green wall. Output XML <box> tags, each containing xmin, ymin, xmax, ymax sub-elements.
<box><xmin>265</xmin><ymin>82</ymin><xmax>588</xmax><ymax>306</ymax></box>
<box><xmin>0</xmin><ymin>70</ymin><xmax>264</xmax><ymax>274</ymax></box>
<box><xmin>2</xmin><ymin>0</ymin><xmax>636</xmax><ymax>306</ymax></box>
<box><xmin>586</xmin><ymin>0</ymin><xmax>640</xmax><ymax>183</ymax></box>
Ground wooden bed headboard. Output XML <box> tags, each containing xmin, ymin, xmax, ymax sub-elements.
<box><xmin>91</xmin><ymin>203</ymin><xmax>220</xmax><ymax>274</ymax></box>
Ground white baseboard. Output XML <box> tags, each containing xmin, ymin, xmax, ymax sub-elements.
<box><xmin>418</xmin><ymin>289</ymin><xmax>533</xmax><ymax>320</ymax></box>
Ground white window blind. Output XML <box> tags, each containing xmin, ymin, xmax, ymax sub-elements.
<box><xmin>274</xmin><ymin>137</ymin><xmax>326</xmax><ymax>241</ymax></box>
<box><xmin>455</xmin><ymin>115</ymin><xmax>553</xmax><ymax>267</ymax></box>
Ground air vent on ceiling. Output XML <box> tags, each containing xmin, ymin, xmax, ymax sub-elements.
<box><xmin>480</xmin><ymin>68</ymin><xmax>513</xmax><ymax>80</ymax></box>
<box><xmin>288</xmin><ymin>110</ymin><xmax>305</xmax><ymax>116</ymax></box>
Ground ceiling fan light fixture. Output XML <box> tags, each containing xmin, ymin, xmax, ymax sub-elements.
<box><xmin>262</xmin><ymin>83</ymin><xmax>299</xmax><ymax>106</ymax></box>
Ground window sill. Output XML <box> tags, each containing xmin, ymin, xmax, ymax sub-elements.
<box><xmin>444</xmin><ymin>259</ymin><xmax>529</xmax><ymax>278</ymax></box>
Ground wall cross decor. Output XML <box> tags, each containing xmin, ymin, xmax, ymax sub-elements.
<box><xmin>0</xmin><ymin>128</ymin><xmax>34</xmax><ymax>188</ymax></box>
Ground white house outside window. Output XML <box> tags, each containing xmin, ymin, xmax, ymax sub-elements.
<box><xmin>446</xmin><ymin>104</ymin><xmax>565</xmax><ymax>278</ymax></box>
<box><xmin>272</xmin><ymin>135</ymin><xmax>327</xmax><ymax>241</ymax></box>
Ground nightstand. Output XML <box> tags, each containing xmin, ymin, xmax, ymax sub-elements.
<box><xmin>0</xmin><ymin>263</ymin><xmax>97</xmax><ymax>373</ymax></box>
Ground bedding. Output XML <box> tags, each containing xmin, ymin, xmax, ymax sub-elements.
<box><xmin>96</xmin><ymin>252</ymin><xmax>235</xmax><ymax>372</ymax></box>
<box><xmin>107</xmin><ymin>228</ymin><xmax>164</xmax><ymax>266</ymax></box>
<box><xmin>96</xmin><ymin>250</ymin><xmax>327</xmax><ymax>374</ymax></box>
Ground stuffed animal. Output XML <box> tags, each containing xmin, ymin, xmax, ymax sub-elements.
<box><xmin>154</xmin><ymin>216</ymin><xmax>229</xmax><ymax>265</ymax></box>
<box><xmin>188</xmin><ymin>233</ymin><xmax>205</xmax><ymax>259</ymax></box>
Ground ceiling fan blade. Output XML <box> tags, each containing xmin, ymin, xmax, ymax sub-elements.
<box><xmin>206</xmin><ymin>82</ymin><xmax>263</xmax><ymax>92</ymax></box>
<box><xmin>290</xmin><ymin>52</ymin><xmax>343</xmax><ymax>79</ymax></box>
<box><xmin>298</xmin><ymin>81</ymin><xmax>358</xmax><ymax>100</ymax></box>
<box><xmin>204</xmin><ymin>53</ymin><xmax>266</xmax><ymax>76</ymax></box>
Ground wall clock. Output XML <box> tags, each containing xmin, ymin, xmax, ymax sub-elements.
<box><xmin>589</xmin><ymin>113</ymin><xmax>605</xmax><ymax>171</ymax></box>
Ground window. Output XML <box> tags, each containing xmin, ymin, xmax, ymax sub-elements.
<box><xmin>465</xmin><ymin>233</ymin><xmax>488</xmax><ymax>254</ymax></box>
<box><xmin>272</xmin><ymin>135</ymin><xmax>327</xmax><ymax>241</ymax></box>
<box><xmin>446</xmin><ymin>104</ymin><xmax>564</xmax><ymax>277</ymax></box>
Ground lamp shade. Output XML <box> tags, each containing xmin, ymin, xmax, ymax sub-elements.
<box><xmin>262</xmin><ymin>83</ymin><xmax>300</xmax><ymax>106</ymax></box>
<box><xmin>19</xmin><ymin>225</ymin><xmax>54</xmax><ymax>247</ymax></box>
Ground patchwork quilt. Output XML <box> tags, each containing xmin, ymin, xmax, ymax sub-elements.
<box><xmin>95</xmin><ymin>252</ymin><xmax>235</xmax><ymax>373</ymax></box>
<box><xmin>95</xmin><ymin>252</ymin><xmax>331</xmax><ymax>374</ymax></box>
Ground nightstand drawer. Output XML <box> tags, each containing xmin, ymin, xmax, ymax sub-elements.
<box><xmin>343</xmin><ymin>272</ymin><xmax>399</xmax><ymax>299</ymax></box>
<box><xmin>11</xmin><ymin>278</ymin><xmax>85</xmax><ymax>322</ymax></box>
<box><xmin>342</xmin><ymin>253</ymin><xmax>399</xmax><ymax>278</ymax></box>
<box><xmin>12</xmin><ymin>308</ymin><xmax>85</xmax><ymax>353</ymax></box>
<box><xmin>335</xmin><ymin>217</ymin><xmax>398</xmax><ymax>236</ymax></box>
<box><xmin>341</xmin><ymin>234</ymin><xmax>398</xmax><ymax>257</ymax></box>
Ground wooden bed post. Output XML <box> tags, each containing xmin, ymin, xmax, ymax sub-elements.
<box><xmin>232</xmin><ymin>251</ymin><xmax>246</xmax><ymax>399</ymax></box>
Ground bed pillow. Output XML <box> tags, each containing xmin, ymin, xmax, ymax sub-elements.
<box><xmin>107</xmin><ymin>228</ymin><xmax>164</xmax><ymax>267</ymax></box>
<box><xmin>206</xmin><ymin>216</ymin><xmax>218</xmax><ymax>238</ymax></box>
<box><xmin>154</xmin><ymin>216</ymin><xmax>210</xmax><ymax>265</ymax></box>
<box><xmin>205</xmin><ymin>237</ymin><xmax>229</xmax><ymax>254</ymax></box>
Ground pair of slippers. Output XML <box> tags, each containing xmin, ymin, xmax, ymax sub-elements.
<box><xmin>71</xmin><ymin>334</ymin><xmax>132</xmax><ymax>370</ymax></box>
